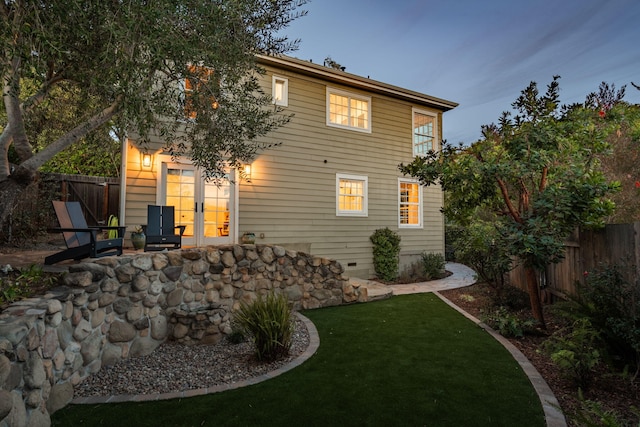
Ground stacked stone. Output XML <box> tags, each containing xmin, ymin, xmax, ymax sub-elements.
<box><xmin>0</xmin><ymin>244</ymin><xmax>357</xmax><ymax>427</ymax></box>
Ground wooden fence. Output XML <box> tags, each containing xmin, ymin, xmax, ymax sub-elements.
<box><xmin>42</xmin><ymin>173</ymin><xmax>120</xmax><ymax>225</ymax></box>
<box><xmin>1</xmin><ymin>173</ymin><xmax>120</xmax><ymax>244</ymax></box>
<box><xmin>509</xmin><ymin>222</ymin><xmax>640</xmax><ymax>300</ymax></box>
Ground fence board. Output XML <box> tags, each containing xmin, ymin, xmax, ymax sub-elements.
<box><xmin>509</xmin><ymin>222</ymin><xmax>640</xmax><ymax>299</ymax></box>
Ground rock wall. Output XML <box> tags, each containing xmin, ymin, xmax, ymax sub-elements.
<box><xmin>0</xmin><ymin>245</ymin><xmax>363</xmax><ymax>427</ymax></box>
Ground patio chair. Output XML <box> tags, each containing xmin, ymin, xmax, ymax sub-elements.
<box><xmin>45</xmin><ymin>201</ymin><xmax>125</xmax><ymax>265</ymax></box>
<box><xmin>142</xmin><ymin>205</ymin><xmax>186</xmax><ymax>251</ymax></box>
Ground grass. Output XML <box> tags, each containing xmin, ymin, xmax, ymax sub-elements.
<box><xmin>52</xmin><ymin>294</ymin><xmax>545</xmax><ymax>426</ymax></box>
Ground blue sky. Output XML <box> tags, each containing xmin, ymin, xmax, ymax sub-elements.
<box><xmin>283</xmin><ymin>0</ymin><xmax>640</xmax><ymax>144</ymax></box>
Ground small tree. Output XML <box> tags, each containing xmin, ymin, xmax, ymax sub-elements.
<box><xmin>400</xmin><ymin>77</ymin><xmax>620</xmax><ymax>328</ymax></box>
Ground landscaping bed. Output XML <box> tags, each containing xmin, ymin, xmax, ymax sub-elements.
<box><xmin>440</xmin><ymin>282</ymin><xmax>640</xmax><ymax>426</ymax></box>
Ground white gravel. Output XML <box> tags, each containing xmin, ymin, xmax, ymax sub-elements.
<box><xmin>74</xmin><ymin>317</ymin><xmax>311</xmax><ymax>397</ymax></box>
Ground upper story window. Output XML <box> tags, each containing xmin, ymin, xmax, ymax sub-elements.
<box><xmin>272</xmin><ymin>75</ymin><xmax>288</xmax><ymax>107</ymax></box>
<box><xmin>327</xmin><ymin>88</ymin><xmax>371</xmax><ymax>133</ymax></box>
<box><xmin>398</xmin><ymin>178</ymin><xmax>422</xmax><ymax>228</ymax></box>
<box><xmin>336</xmin><ymin>173</ymin><xmax>368</xmax><ymax>217</ymax></box>
<box><xmin>413</xmin><ymin>109</ymin><xmax>437</xmax><ymax>156</ymax></box>
<box><xmin>184</xmin><ymin>65</ymin><xmax>218</xmax><ymax>119</ymax></box>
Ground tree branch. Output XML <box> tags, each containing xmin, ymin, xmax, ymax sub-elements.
<box><xmin>18</xmin><ymin>96</ymin><xmax>122</xmax><ymax>174</ymax></box>
<box><xmin>496</xmin><ymin>177</ymin><xmax>523</xmax><ymax>224</ymax></box>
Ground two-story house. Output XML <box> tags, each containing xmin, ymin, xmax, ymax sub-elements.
<box><xmin>119</xmin><ymin>55</ymin><xmax>457</xmax><ymax>279</ymax></box>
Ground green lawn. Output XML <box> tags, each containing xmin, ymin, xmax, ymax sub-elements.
<box><xmin>53</xmin><ymin>293</ymin><xmax>545</xmax><ymax>426</ymax></box>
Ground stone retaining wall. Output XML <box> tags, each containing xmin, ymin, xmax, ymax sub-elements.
<box><xmin>0</xmin><ymin>245</ymin><xmax>363</xmax><ymax>427</ymax></box>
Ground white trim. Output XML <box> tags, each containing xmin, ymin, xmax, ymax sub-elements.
<box><xmin>336</xmin><ymin>173</ymin><xmax>368</xmax><ymax>217</ymax></box>
<box><xmin>272</xmin><ymin>75</ymin><xmax>288</xmax><ymax>107</ymax></box>
<box><xmin>398</xmin><ymin>178</ymin><xmax>423</xmax><ymax>228</ymax></box>
<box><xmin>326</xmin><ymin>87</ymin><xmax>372</xmax><ymax>133</ymax></box>
<box><xmin>412</xmin><ymin>108</ymin><xmax>438</xmax><ymax>156</ymax></box>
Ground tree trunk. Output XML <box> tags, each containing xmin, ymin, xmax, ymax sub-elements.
<box><xmin>0</xmin><ymin>167</ymin><xmax>37</xmax><ymax>229</ymax></box>
<box><xmin>525</xmin><ymin>265</ymin><xmax>546</xmax><ymax>329</ymax></box>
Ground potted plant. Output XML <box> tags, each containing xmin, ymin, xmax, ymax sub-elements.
<box><xmin>131</xmin><ymin>226</ymin><xmax>146</xmax><ymax>250</ymax></box>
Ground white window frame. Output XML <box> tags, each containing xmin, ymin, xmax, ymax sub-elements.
<box><xmin>412</xmin><ymin>108</ymin><xmax>438</xmax><ymax>156</ymax></box>
<box><xmin>326</xmin><ymin>88</ymin><xmax>371</xmax><ymax>133</ymax></box>
<box><xmin>336</xmin><ymin>173</ymin><xmax>368</xmax><ymax>217</ymax></box>
<box><xmin>272</xmin><ymin>75</ymin><xmax>288</xmax><ymax>107</ymax></box>
<box><xmin>398</xmin><ymin>178</ymin><xmax>423</xmax><ymax>228</ymax></box>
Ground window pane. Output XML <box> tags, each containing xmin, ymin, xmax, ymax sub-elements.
<box><xmin>414</xmin><ymin>112</ymin><xmax>435</xmax><ymax>155</ymax></box>
<box><xmin>399</xmin><ymin>182</ymin><xmax>420</xmax><ymax>226</ymax></box>
<box><xmin>338</xmin><ymin>176</ymin><xmax>367</xmax><ymax>215</ymax></box>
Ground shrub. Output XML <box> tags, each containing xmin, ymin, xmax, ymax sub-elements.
<box><xmin>565</xmin><ymin>391</ymin><xmax>639</xmax><ymax>427</ymax></box>
<box><xmin>421</xmin><ymin>252</ymin><xmax>446</xmax><ymax>280</ymax></box>
<box><xmin>543</xmin><ymin>318</ymin><xmax>602</xmax><ymax>389</ymax></box>
<box><xmin>452</xmin><ymin>220</ymin><xmax>512</xmax><ymax>304</ymax></box>
<box><xmin>482</xmin><ymin>306</ymin><xmax>535</xmax><ymax>338</ymax></box>
<box><xmin>233</xmin><ymin>292</ymin><xmax>294</xmax><ymax>361</ymax></box>
<box><xmin>370</xmin><ymin>227</ymin><xmax>401</xmax><ymax>281</ymax></box>
<box><xmin>559</xmin><ymin>262</ymin><xmax>640</xmax><ymax>381</ymax></box>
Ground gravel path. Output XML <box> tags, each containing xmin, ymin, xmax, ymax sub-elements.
<box><xmin>74</xmin><ymin>317</ymin><xmax>310</xmax><ymax>398</ymax></box>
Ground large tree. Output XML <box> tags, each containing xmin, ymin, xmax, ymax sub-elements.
<box><xmin>0</xmin><ymin>0</ymin><xmax>306</xmax><ymax>225</ymax></box>
<box><xmin>400</xmin><ymin>77</ymin><xmax>620</xmax><ymax>327</ymax></box>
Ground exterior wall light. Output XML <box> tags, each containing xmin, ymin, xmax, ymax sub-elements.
<box><xmin>142</xmin><ymin>152</ymin><xmax>152</xmax><ymax>169</ymax></box>
<box><xmin>241</xmin><ymin>163</ymin><xmax>252</xmax><ymax>182</ymax></box>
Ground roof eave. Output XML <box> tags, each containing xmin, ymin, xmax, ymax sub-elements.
<box><xmin>256</xmin><ymin>54</ymin><xmax>458</xmax><ymax>112</ymax></box>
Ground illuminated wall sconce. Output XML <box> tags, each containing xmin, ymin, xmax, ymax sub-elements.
<box><xmin>141</xmin><ymin>151</ymin><xmax>152</xmax><ymax>169</ymax></box>
<box><xmin>241</xmin><ymin>163</ymin><xmax>252</xmax><ymax>182</ymax></box>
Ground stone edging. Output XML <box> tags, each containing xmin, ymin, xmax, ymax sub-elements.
<box><xmin>70</xmin><ymin>311</ymin><xmax>320</xmax><ymax>404</ymax></box>
<box><xmin>433</xmin><ymin>291</ymin><xmax>567</xmax><ymax>427</ymax></box>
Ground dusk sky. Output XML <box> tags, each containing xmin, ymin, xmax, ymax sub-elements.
<box><xmin>283</xmin><ymin>0</ymin><xmax>640</xmax><ymax>144</ymax></box>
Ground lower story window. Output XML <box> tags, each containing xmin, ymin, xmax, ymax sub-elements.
<box><xmin>399</xmin><ymin>179</ymin><xmax>422</xmax><ymax>227</ymax></box>
<box><xmin>337</xmin><ymin>174</ymin><xmax>368</xmax><ymax>217</ymax></box>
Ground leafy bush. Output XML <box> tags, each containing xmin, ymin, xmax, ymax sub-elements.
<box><xmin>233</xmin><ymin>292</ymin><xmax>293</xmax><ymax>361</ymax></box>
<box><xmin>543</xmin><ymin>318</ymin><xmax>602</xmax><ymax>389</ymax></box>
<box><xmin>421</xmin><ymin>252</ymin><xmax>446</xmax><ymax>280</ymax></box>
<box><xmin>370</xmin><ymin>227</ymin><xmax>401</xmax><ymax>281</ymax></box>
<box><xmin>450</xmin><ymin>219</ymin><xmax>512</xmax><ymax>304</ymax></box>
<box><xmin>565</xmin><ymin>391</ymin><xmax>640</xmax><ymax>427</ymax></box>
<box><xmin>558</xmin><ymin>262</ymin><xmax>640</xmax><ymax>381</ymax></box>
<box><xmin>482</xmin><ymin>306</ymin><xmax>535</xmax><ymax>338</ymax></box>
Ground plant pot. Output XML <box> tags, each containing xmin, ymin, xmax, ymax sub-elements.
<box><xmin>241</xmin><ymin>232</ymin><xmax>256</xmax><ymax>244</ymax></box>
<box><xmin>131</xmin><ymin>232</ymin><xmax>146</xmax><ymax>250</ymax></box>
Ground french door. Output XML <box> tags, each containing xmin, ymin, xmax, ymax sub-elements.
<box><xmin>160</xmin><ymin>161</ymin><xmax>236</xmax><ymax>246</ymax></box>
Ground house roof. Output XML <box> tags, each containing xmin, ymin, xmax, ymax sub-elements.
<box><xmin>257</xmin><ymin>55</ymin><xmax>458</xmax><ymax>112</ymax></box>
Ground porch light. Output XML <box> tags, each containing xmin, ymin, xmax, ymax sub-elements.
<box><xmin>241</xmin><ymin>163</ymin><xmax>252</xmax><ymax>183</ymax></box>
<box><xmin>142</xmin><ymin>152</ymin><xmax>152</xmax><ymax>168</ymax></box>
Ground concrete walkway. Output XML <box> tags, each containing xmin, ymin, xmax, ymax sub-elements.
<box><xmin>350</xmin><ymin>262</ymin><xmax>477</xmax><ymax>300</ymax></box>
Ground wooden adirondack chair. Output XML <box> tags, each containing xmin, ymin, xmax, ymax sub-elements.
<box><xmin>45</xmin><ymin>201</ymin><xmax>125</xmax><ymax>265</ymax></box>
<box><xmin>142</xmin><ymin>205</ymin><xmax>186</xmax><ymax>251</ymax></box>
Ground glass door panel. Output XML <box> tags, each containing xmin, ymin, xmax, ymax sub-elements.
<box><xmin>161</xmin><ymin>162</ymin><xmax>234</xmax><ymax>246</ymax></box>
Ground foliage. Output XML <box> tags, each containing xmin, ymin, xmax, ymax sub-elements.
<box><xmin>370</xmin><ymin>227</ymin><xmax>401</xmax><ymax>281</ymax></box>
<box><xmin>0</xmin><ymin>264</ymin><xmax>58</xmax><ymax>306</ymax></box>
<box><xmin>565</xmin><ymin>390</ymin><xmax>640</xmax><ymax>427</ymax></box>
<box><xmin>450</xmin><ymin>217</ymin><xmax>512</xmax><ymax>301</ymax></box>
<box><xmin>400</xmin><ymin>77</ymin><xmax>621</xmax><ymax>327</ymax></box>
<box><xmin>543</xmin><ymin>318</ymin><xmax>602</xmax><ymax>389</ymax></box>
<box><xmin>596</xmin><ymin>103</ymin><xmax>640</xmax><ymax>223</ymax></box>
<box><xmin>5</xmin><ymin>82</ymin><xmax>123</xmax><ymax>177</ymax></box>
<box><xmin>420</xmin><ymin>252</ymin><xmax>446</xmax><ymax>280</ymax></box>
<box><xmin>0</xmin><ymin>0</ymin><xmax>308</xmax><ymax>226</ymax></box>
<box><xmin>482</xmin><ymin>306</ymin><xmax>535</xmax><ymax>338</ymax></box>
<box><xmin>233</xmin><ymin>292</ymin><xmax>293</xmax><ymax>361</ymax></box>
<box><xmin>557</xmin><ymin>262</ymin><xmax>640</xmax><ymax>381</ymax></box>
